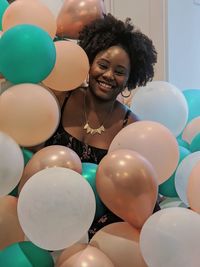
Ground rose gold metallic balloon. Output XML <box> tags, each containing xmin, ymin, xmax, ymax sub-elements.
<box><xmin>96</xmin><ymin>149</ymin><xmax>158</xmax><ymax>229</ymax></box>
<box><xmin>18</xmin><ymin>145</ymin><xmax>82</xmax><ymax>193</ymax></box>
<box><xmin>56</xmin><ymin>0</ymin><xmax>106</xmax><ymax>39</ymax></box>
<box><xmin>0</xmin><ymin>196</ymin><xmax>24</xmax><ymax>250</ymax></box>
<box><xmin>90</xmin><ymin>222</ymin><xmax>147</xmax><ymax>267</ymax></box>
<box><xmin>56</xmin><ymin>245</ymin><xmax>115</xmax><ymax>267</ymax></box>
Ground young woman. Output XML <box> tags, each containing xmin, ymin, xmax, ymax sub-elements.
<box><xmin>45</xmin><ymin>14</ymin><xmax>159</xmax><ymax>237</ymax></box>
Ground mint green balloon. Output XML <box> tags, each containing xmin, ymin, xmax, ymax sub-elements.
<box><xmin>159</xmin><ymin>146</ymin><xmax>191</xmax><ymax>197</ymax></box>
<box><xmin>21</xmin><ymin>148</ymin><xmax>34</xmax><ymax>165</ymax></box>
<box><xmin>0</xmin><ymin>241</ymin><xmax>54</xmax><ymax>267</ymax></box>
<box><xmin>82</xmin><ymin>162</ymin><xmax>107</xmax><ymax>220</ymax></box>
<box><xmin>0</xmin><ymin>24</ymin><xmax>56</xmax><ymax>83</ymax></box>
<box><xmin>176</xmin><ymin>137</ymin><xmax>190</xmax><ymax>150</ymax></box>
<box><xmin>190</xmin><ymin>133</ymin><xmax>200</xmax><ymax>152</ymax></box>
<box><xmin>0</xmin><ymin>0</ymin><xmax>9</xmax><ymax>30</ymax></box>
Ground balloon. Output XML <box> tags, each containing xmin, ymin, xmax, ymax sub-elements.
<box><xmin>39</xmin><ymin>0</ymin><xmax>65</xmax><ymax>17</ymax></box>
<box><xmin>159</xmin><ymin>197</ymin><xmax>187</xmax><ymax>209</ymax></box>
<box><xmin>190</xmin><ymin>133</ymin><xmax>200</xmax><ymax>152</ymax></box>
<box><xmin>96</xmin><ymin>149</ymin><xmax>158</xmax><ymax>229</ymax></box>
<box><xmin>60</xmin><ymin>246</ymin><xmax>114</xmax><ymax>267</ymax></box>
<box><xmin>140</xmin><ymin>207</ymin><xmax>200</xmax><ymax>267</ymax></box>
<box><xmin>0</xmin><ymin>241</ymin><xmax>54</xmax><ymax>267</ymax></box>
<box><xmin>0</xmin><ymin>84</ymin><xmax>60</xmax><ymax>146</ymax></box>
<box><xmin>187</xmin><ymin>161</ymin><xmax>200</xmax><ymax>213</ymax></box>
<box><xmin>21</xmin><ymin>148</ymin><xmax>34</xmax><ymax>166</ymax></box>
<box><xmin>109</xmin><ymin>120</ymin><xmax>179</xmax><ymax>184</ymax></box>
<box><xmin>183</xmin><ymin>89</ymin><xmax>200</xmax><ymax>123</ymax></box>
<box><xmin>176</xmin><ymin>137</ymin><xmax>190</xmax><ymax>150</ymax></box>
<box><xmin>175</xmin><ymin>151</ymin><xmax>200</xmax><ymax>206</ymax></box>
<box><xmin>56</xmin><ymin>0</ymin><xmax>106</xmax><ymax>39</ymax></box>
<box><xmin>43</xmin><ymin>40</ymin><xmax>89</xmax><ymax>91</ymax></box>
<box><xmin>56</xmin><ymin>244</ymin><xmax>87</xmax><ymax>267</ymax></box>
<box><xmin>182</xmin><ymin>117</ymin><xmax>200</xmax><ymax>144</ymax></box>
<box><xmin>2</xmin><ymin>0</ymin><xmax>57</xmax><ymax>38</ymax></box>
<box><xmin>18</xmin><ymin>145</ymin><xmax>82</xmax><ymax>193</ymax></box>
<box><xmin>90</xmin><ymin>222</ymin><xmax>147</xmax><ymax>267</ymax></box>
<box><xmin>0</xmin><ymin>0</ymin><xmax>8</xmax><ymax>30</ymax></box>
<box><xmin>82</xmin><ymin>162</ymin><xmax>107</xmax><ymax>220</ymax></box>
<box><xmin>0</xmin><ymin>196</ymin><xmax>24</xmax><ymax>250</ymax></box>
<box><xmin>130</xmin><ymin>81</ymin><xmax>188</xmax><ymax>137</ymax></box>
<box><xmin>51</xmin><ymin>233</ymin><xmax>88</xmax><ymax>265</ymax></box>
<box><xmin>0</xmin><ymin>24</ymin><xmax>56</xmax><ymax>84</ymax></box>
<box><xmin>159</xmin><ymin>146</ymin><xmax>191</xmax><ymax>197</ymax></box>
<box><xmin>17</xmin><ymin>167</ymin><xmax>96</xmax><ymax>250</ymax></box>
<box><xmin>0</xmin><ymin>131</ymin><xmax>24</xmax><ymax>196</ymax></box>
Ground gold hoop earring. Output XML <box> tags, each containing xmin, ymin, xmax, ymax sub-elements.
<box><xmin>121</xmin><ymin>90</ymin><xmax>131</xmax><ymax>98</ymax></box>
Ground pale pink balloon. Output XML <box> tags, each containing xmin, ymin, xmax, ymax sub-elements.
<box><xmin>0</xmin><ymin>83</ymin><xmax>60</xmax><ymax>147</ymax></box>
<box><xmin>43</xmin><ymin>41</ymin><xmax>89</xmax><ymax>91</ymax></box>
<box><xmin>56</xmin><ymin>0</ymin><xmax>106</xmax><ymax>39</ymax></box>
<box><xmin>2</xmin><ymin>0</ymin><xmax>57</xmax><ymax>38</ymax></box>
<box><xmin>109</xmin><ymin>121</ymin><xmax>179</xmax><ymax>184</ymax></box>
<box><xmin>187</xmin><ymin>161</ymin><xmax>200</xmax><ymax>213</ymax></box>
<box><xmin>90</xmin><ymin>222</ymin><xmax>147</xmax><ymax>267</ymax></box>
<box><xmin>182</xmin><ymin>117</ymin><xmax>200</xmax><ymax>144</ymax></box>
<box><xmin>57</xmin><ymin>245</ymin><xmax>115</xmax><ymax>267</ymax></box>
<box><xmin>18</xmin><ymin>145</ymin><xmax>82</xmax><ymax>193</ymax></box>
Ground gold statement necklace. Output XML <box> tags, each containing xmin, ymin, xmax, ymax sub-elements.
<box><xmin>83</xmin><ymin>92</ymin><xmax>114</xmax><ymax>135</ymax></box>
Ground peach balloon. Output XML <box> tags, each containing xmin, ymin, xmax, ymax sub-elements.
<box><xmin>18</xmin><ymin>145</ymin><xmax>82</xmax><ymax>193</ymax></box>
<box><xmin>0</xmin><ymin>196</ymin><xmax>24</xmax><ymax>250</ymax></box>
<box><xmin>109</xmin><ymin>120</ymin><xmax>179</xmax><ymax>184</ymax></box>
<box><xmin>43</xmin><ymin>41</ymin><xmax>89</xmax><ymax>91</ymax></box>
<box><xmin>56</xmin><ymin>0</ymin><xmax>106</xmax><ymax>39</ymax></box>
<box><xmin>2</xmin><ymin>0</ymin><xmax>57</xmax><ymax>38</ymax></box>
<box><xmin>56</xmin><ymin>244</ymin><xmax>87</xmax><ymax>267</ymax></box>
<box><xmin>0</xmin><ymin>83</ymin><xmax>60</xmax><ymax>147</ymax></box>
<box><xmin>90</xmin><ymin>222</ymin><xmax>147</xmax><ymax>267</ymax></box>
<box><xmin>58</xmin><ymin>245</ymin><xmax>115</xmax><ymax>267</ymax></box>
<box><xmin>96</xmin><ymin>149</ymin><xmax>158</xmax><ymax>229</ymax></box>
<box><xmin>187</xmin><ymin>161</ymin><xmax>200</xmax><ymax>213</ymax></box>
<box><xmin>182</xmin><ymin>117</ymin><xmax>200</xmax><ymax>144</ymax></box>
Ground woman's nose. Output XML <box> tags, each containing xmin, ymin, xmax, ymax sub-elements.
<box><xmin>102</xmin><ymin>69</ymin><xmax>114</xmax><ymax>80</ymax></box>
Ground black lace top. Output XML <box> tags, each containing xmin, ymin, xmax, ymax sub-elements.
<box><xmin>45</xmin><ymin>93</ymin><xmax>131</xmax><ymax>164</ymax></box>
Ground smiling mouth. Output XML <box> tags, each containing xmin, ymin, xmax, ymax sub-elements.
<box><xmin>98</xmin><ymin>81</ymin><xmax>113</xmax><ymax>90</ymax></box>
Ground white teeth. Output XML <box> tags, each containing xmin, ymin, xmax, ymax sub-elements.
<box><xmin>99</xmin><ymin>82</ymin><xmax>112</xmax><ymax>89</ymax></box>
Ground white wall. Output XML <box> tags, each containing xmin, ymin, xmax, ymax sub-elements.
<box><xmin>104</xmin><ymin>0</ymin><xmax>166</xmax><ymax>81</ymax></box>
<box><xmin>167</xmin><ymin>0</ymin><xmax>200</xmax><ymax>90</ymax></box>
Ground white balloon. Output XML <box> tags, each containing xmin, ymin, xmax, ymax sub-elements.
<box><xmin>17</xmin><ymin>167</ymin><xmax>96</xmax><ymax>251</ymax></box>
<box><xmin>0</xmin><ymin>131</ymin><xmax>24</xmax><ymax>196</ymax></box>
<box><xmin>140</xmin><ymin>207</ymin><xmax>200</xmax><ymax>267</ymax></box>
<box><xmin>175</xmin><ymin>151</ymin><xmax>200</xmax><ymax>206</ymax></box>
<box><xmin>131</xmin><ymin>81</ymin><xmax>188</xmax><ymax>137</ymax></box>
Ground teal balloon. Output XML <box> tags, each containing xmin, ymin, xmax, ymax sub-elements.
<box><xmin>0</xmin><ymin>241</ymin><xmax>54</xmax><ymax>267</ymax></box>
<box><xmin>21</xmin><ymin>148</ymin><xmax>34</xmax><ymax>165</ymax></box>
<box><xmin>159</xmin><ymin>146</ymin><xmax>191</xmax><ymax>197</ymax></box>
<box><xmin>176</xmin><ymin>137</ymin><xmax>190</xmax><ymax>150</ymax></box>
<box><xmin>183</xmin><ymin>89</ymin><xmax>200</xmax><ymax>123</ymax></box>
<box><xmin>0</xmin><ymin>0</ymin><xmax>9</xmax><ymax>30</ymax></box>
<box><xmin>190</xmin><ymin>133</ymin><xmax>200</xmax><ymax>152</ymax></box>
<box><xmin>82</xmin><ymin>162</ymin><xmax>107</xmax><ymax>220</ymax></box>
<box><xmin>0</xmin><ymin>24</ymin><xmax>56</xmax><ymax>84</ymax></box>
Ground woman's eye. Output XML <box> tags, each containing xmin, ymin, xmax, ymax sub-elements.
<box><xmin>98</xmin><ymin>63</ymin><xmax>107</xmax><ymax>69</ymax></box>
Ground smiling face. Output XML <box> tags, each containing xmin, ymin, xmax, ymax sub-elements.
<box><xmin>88</xmin><ymin>45</ymin><xmax>131</xmax><ymax>101</ymax></box>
